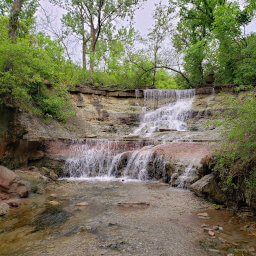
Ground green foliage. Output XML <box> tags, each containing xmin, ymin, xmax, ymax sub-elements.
<box><xmin>154</xmin><ymin>69</ymin><xmax>177</xmax><ymax>89</ymax></box>
<box><xmin>171</xmin><ymin>0</ymin><xmax>256</xmax><ymax>87</ymax></box>
<box><xmin>0</xmin><ymin>23</ymin><xmax>76</xmax><ymax>120</ymax></box>
<box><xmin>234</xmin><ymin>34</ymin><xmax>256</xmax><ymax>85</ymax></box>
<box><xmin>214</xmin><ymin>91</ymin><xmax>256</xmax><ymax>207</ymax></box>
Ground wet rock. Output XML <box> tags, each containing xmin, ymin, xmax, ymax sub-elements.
<box><xmin>190</xmin><ymin>173</ymin><xmax>226</xmax><ymax>204</ymax></box>
<box><xmin>41</xmin><ymin>167</ymin><xmax>58</xmax><ymax>181</ymax></box>
<box><xmin>0</xmin><ymin>202</ymin><xmax>9</xmax><ymax>216</ymax></box>
<box><xmin>0</xmin><ymin>166</ymin><xmax>30</xmax><ymax>198</ymax></box>
<box><xmin>15</xmin><ymin>170</ymin><xmax>48</xmax><ymax>194</ymax></box>
<box><xmin>76</xmin><ymin>202</ymin><xmax>88</xmax><ymax>207</ymax></box>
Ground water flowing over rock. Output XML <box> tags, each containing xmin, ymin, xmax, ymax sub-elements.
<box><xmin>133</xmin><ymin>89</ymin><xmax>195</xmax><ymax>137</ymax></box>
<box><xmin>63</xmin><ymin>89</ymin><xmax>213</xmax><ymax>186</ymax></box>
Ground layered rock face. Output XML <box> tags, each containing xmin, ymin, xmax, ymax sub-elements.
<box><xmin>0</xmin><ymin>86</ymin><xmax>241</xmax><ymax>206</ymax></box>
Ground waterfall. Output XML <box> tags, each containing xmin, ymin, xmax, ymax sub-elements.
<box><xmin>133</xmin><ymin>89</ymin><xmax>195</xmax><ymax>137</ymax></box>
<box><xmin>63</xmin><ymin>139</ymin><xmax>166</xmax><ymax>181</ymax></box>
<box><xmin>63</xmin><ymin>89</ymin><xmax>197</xmax><ymax>183</ymax></box>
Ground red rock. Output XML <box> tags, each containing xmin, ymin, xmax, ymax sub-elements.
<box><xmin>0</xmin><ymin>166</ymin><xmax>30</xmax><ymax>198</ymax></box>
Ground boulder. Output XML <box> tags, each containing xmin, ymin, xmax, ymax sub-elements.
<box><xmin>190</xmin><ymin>173</ymin><xmax>226</xmax><ymax>204</ymax></box>
<box><xmin>0</xmin><ymin>166</ymin><xmax>30</xmax><ymax>198</ymax></box>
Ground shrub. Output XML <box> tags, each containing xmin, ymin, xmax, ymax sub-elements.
<box><xmin>214</xmin><ymin>90</ymin><xmax>256</xmax><ymax>208</ymax></box>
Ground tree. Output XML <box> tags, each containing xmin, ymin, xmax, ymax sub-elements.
<box><xmin>169</xmin><ymin>0</ymin><xmax>256</xmax><ymax>87</ymax></box>
<box><xmin>147</xmin><ymin>1</ymin><xmax>173</xmax><ymax>87</ymax></box>
<box><xmin>51</xmin><ymin>0</ymin><xmax>144</xmax><ymax>82</ymax></box>
<box><xmin>8</xmin><ymin>0</ymin><xmax>24</xmax><ymax>42</ymax></box>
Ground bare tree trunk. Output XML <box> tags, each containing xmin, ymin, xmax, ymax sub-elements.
<box><xmin>82</xmin><ymin>37</ymin><xmax>87</xmax><ymax>70</ymax></box>
<box><xmin>152</xmin><ymin>45</ymin><xmax>159</xmax><ymax>88</ymax></box>
<box><xmin>8</xmin><ymin>0</ymin><xmax>24</xmax><ymax>42</ymax></box>
<box><xmin>89</xmin><ymin>32</ymin><xmax>96</xmax><ymax>84</ymax></box>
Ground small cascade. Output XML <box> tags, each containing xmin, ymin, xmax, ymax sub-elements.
<box><xmin>64</xmin><ymin>139</ymin><xmax>133</xmax><ymax>178</ymax></box>
<box><xmin>176</xmin><ymin>163</ymin><xmax>194</xmax><ymax>188</ymax></box>
<box><xmin>64</xmin><ymin>139</ymin><xmax>166</xmax><ymax>181</ymax></box>
<box><xmin>133</xmin><ymin>89</ymin><xmax>195</xmax><ymax>137</ymax></box>
<box><xmin>123</xmin><ymin>146</ymin><xmax>155</xmax><ymax>180</ymax></box>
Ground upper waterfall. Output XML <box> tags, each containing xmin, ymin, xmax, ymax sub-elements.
<box><xmin>133</xmin><ymin>89</ymin><xmax>196</xmax><ymax>137</ymax></box>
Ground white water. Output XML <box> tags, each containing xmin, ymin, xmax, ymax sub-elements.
<box><xmin>132</xmin><ymin>89</ymin><xmax>195</xmax><ymax>137</ymax></box>
<box><xmin>64</xmin><ymin>89</ymin><xmax>197</xmax><ymax>183</ymax></box>
<box><xmin>176</xmin><ymin>163</ymin><xmax>194</xmax><ymax>188</ymax></box>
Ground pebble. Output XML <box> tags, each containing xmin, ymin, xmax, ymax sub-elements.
<box><xmin>78</xmin><ymin>225</ymin><xmax>92</xmax><ymax>232</ymax></box>
<box><xmin>0</xmin><ymin>202</ymin><xmax>9</xmax><ymax>216</ymax></box>
<box><xmin>48</xmin><ymin>201</ymin><xmax>60</xmax><ymax>206</ymax></box>
<box><xmin>212</xmin><ymin>225</ymin><xmax>223</xmax><ymax>231</ymax></box>
<box><xmin>208</xmin><ymin>230</ymin><xmax>215</xmax><ymax>236</ymax></box>
<box><xmin>76</xmin><ymin>202</ymin><xmax>88</xmax><ymax>207</ymax></box>
<box><xmin>7</xmin><ymin>201</ymin><xmax>19</xmax><ymax>207</ymax></box>
<box><xmin>197</xmin><ymin>212</ymin><xmax>209</xmax><ymax>217</ymax></box>
<box><xmin>208</xmin><ymin>249</ymin><xmax>220</xmax><ymax>253</ymax></box>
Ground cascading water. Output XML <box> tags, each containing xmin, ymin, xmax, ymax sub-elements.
<box><xmin>132</xmin><ymin>89</ymin><xmax>195</xmax><ymax>137</ymax></box>
<box><xmin>63</xmin><ymin>89</ymin><xmax>196</xmax><ymax>183</ymax></box>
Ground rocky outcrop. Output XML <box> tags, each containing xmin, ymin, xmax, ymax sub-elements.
<box><xmin>69</xmin><ymin>85</ymin><xmax>235</xmax><ymax>98</ymax></box>
<box><xmin>0</xmin><ymin>165</ymin><xmax>30</xmax><ymax>199</ymax></box>
<box><xmin>190</xmin><ymin>173</ymin><xmax>226</xmax><ymax>204</ymax></box>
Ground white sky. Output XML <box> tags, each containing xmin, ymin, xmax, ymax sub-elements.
<box><xmin>38</xmin><ymin>0</ymin><xmax>256</xmax><ymax>64</ymax></box>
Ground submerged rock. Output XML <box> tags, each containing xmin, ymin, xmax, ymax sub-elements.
<box><xmin>0</xmin><ymin>166</ymin><xmax>30</xmax><ymax>199</ymax></box>
<box><xmin>32</xmin><ymin>206</ymin><xmax>72</xmax><ymax>232</ymax></box>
